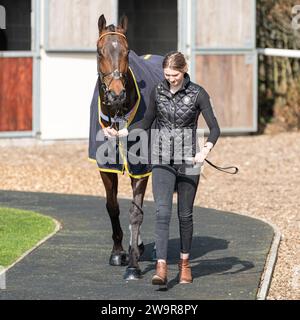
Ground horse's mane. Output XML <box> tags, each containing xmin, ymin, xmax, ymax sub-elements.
<box><xmin>105</xmin><ymin>24</ymin><xmax>126</xmax><ymax>34</ymax></box>
<box><xmin>107</xmin><ymin>25</ymin><xmax>116</xmax><ymax>32</ymax></box>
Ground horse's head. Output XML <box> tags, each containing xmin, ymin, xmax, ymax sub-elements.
<box><xmin>97</xmin><ymin>14</ymin><xmax>129</xmax><ymax>109</ymax></box>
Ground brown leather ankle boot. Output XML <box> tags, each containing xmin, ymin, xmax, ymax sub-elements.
<box><xmin>152</xmin><ymin>261</ymin><xmax>168</xmax><ymax>285</ymax></box>
<box><xmin>178</xmin><ymin>259</ymin><xmax>193</xmax><ymax>283</ymax></box>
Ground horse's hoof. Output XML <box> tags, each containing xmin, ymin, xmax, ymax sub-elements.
<box><xmin>128</xmin><ymin>242</ymin><xmax>145</xmax><ymax>258</ymax></box>
<box><xmin>123</xmin><ymin>267</ymin><xmax>142</xmax><ymax>281</ymax></box>
<box><xmin>109</xmin><ymin>252</ymin><xmax>129</xmax><ymax>266</ymax></box>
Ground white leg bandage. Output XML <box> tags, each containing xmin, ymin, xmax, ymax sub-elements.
<box><xmin>129</xmin><ymin>224</ymin><xmax>143</xmax><ymax>246</ymax></box>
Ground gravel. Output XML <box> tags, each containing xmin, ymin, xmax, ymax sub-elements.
<box><xmin>0</xmin><ymin>131</ymin><xmax>299</xmax><ymax>300</ymax></box>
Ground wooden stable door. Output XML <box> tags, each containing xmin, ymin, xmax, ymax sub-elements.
<box><xmin>196</xmin><ymin>54</ymin><xmax>255</xmax><ymax>129</ymax></box>
<box><xmin>0</xmin><ymin>57</ymin><xmax>33</xmax><ymax>131</ymax></box>
<box><xmin>180</xmin><ymin>0</ymin><xmax>257</xmax><ymax>132</ymax></box>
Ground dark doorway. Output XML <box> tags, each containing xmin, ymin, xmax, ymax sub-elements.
<box><xmin>0</xmin><ymin>0</ymin><xmax>33</xmax><ymax>132</ymax></box>
<box><xmin>0</xmin><ymin>0</ymin><xmax>31</xmax><ymax>51</ymax></box>
<box><xmin>118</xmin><ymin>0</ymin><xmax>177</xmax><ymax>56</ymax></box>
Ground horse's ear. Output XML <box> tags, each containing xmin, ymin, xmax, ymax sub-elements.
<box><xmin>119</xmin><ymin>15</ymin><xmax>128</xmax><ymax>33</ymax></box>
<box><xmin>98</xmin><ymin>14</ymin><xmax>106</xmax><ymax>34</ymax></box>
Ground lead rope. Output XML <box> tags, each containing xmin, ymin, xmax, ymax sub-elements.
<box><xmin>204</xmin><ymin>159</ymin><xmax>239</xmax><ymax>175</ymax></box>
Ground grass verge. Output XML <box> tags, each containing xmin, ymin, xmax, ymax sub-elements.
<box><xmin>0</xmin><ymin>207</ymin><xmax>56</xmax><ymax>268</ymax></box>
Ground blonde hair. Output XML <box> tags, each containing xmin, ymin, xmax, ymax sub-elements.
<box><xmin>162</xmin><ymin>51</ymin><xmax>188</xmax><ymax>73</ymax></box>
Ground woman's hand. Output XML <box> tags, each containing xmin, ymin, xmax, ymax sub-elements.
<box><xmin>194</xmin><ymin>150</ymin><xmax>208</xmax><ymax>164</ymax></box>
<box><xmin>118</xmin><ymin>128</ymin><xmax>129</xmax><ymax>137</ymax></box>
<box><xmin>103</xmin><ymin>127</ymin><xmax>118</xmax><ymax>138</ymax></box>
<box><xmin>194</xmin><ymin>142</ymin><xmax>213</xmax><ymax>164</ymax></box>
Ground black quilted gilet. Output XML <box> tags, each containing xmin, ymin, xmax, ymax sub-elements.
<box><xmin>152</xmin><ymin>77</ymin><xmax>202</xmax><ymax>161</ymax></box>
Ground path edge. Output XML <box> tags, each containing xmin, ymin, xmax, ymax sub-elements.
<box><xmin>237</xmin><ymin>211</ymin><xmax>281</xmax><ymax>300</ymax></box>
<box><xmin>256</xmin><ymin>219</ymin><xmax>281</xmax><ymax>300</ymax></box>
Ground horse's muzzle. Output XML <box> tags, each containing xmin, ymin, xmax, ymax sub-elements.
<box><xmin>107</xmin><ymin>90</ymin><xmax>126</xmax><ymax>105</ymax></box>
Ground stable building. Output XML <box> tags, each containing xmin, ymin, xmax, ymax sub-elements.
<box><xmin>0</xmin><ymin>0</ymin><xmax>257</xmax><ymax>140</ymax></box>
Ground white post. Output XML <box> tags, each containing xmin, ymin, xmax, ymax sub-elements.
<box><xmin>257</xmin><ymin>48</ymin><xmax>300</xmax><ymax>58</ymax></box>
<box><xmin>0</xmin><ymin>266</ymin><xmax>6</xmax><ymax>290</ymax></box>
<box><xmin>0</xmin><ymin>5</ymin><xmax>6</xmax><ymax>30</ymax></box>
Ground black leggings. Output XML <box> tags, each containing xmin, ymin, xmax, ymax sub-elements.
<box><xmin>152</xmin><ymin>162</ymin><xmax>200</xmax><ymax>260</ymax></box>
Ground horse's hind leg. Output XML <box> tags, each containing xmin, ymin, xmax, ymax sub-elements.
<box><xmin>124</xmin><ymin>176</ymin><xmax>149</xmax><ymax>280</ymax></box>
<box><xmin>100</xmin><ymin>171</ymin><xmax>127</xmax><ymax>266</ymax></box>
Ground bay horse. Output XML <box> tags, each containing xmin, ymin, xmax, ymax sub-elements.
<box><xmin>90</xmin><ymin>14</ymin><xmax>163</xmax><ymax>280</ymax></box>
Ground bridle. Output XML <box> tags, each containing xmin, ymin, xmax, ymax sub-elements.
<box><xmin>97</xmin><ymin>32</ymin><xmax>129</xmax><ymax>127</ymax></box>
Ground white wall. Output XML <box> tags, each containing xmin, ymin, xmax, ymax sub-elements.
<box><xmin>39</xmin><ymin>0</ymin><xmax>117</xmax><ymax>140</ymax></box>
<box><xmin>40</xmin><ymin>53</ymin><xmax>96</xmax><ymax>140</ymax></box>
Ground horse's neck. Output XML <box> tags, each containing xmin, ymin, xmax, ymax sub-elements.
<box><xmin>124</xmin><ymin>69</ymin><xmax>138</xmax><ymax>113</ymax></box>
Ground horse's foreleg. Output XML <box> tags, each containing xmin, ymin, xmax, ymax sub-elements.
<box><xmin>128</xmin><ymin>224</ymin><xmax>144</xmax><ymax>253</ymax></box>
<box><xmin>124</xmin><ymin>176</ymin><xmax>149</xmax><ymax>280</ymax></box>
<box><xmin>100</xmin><ymin>172</ymin><xmax>126</xmax><ymax>266</ymax></box>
